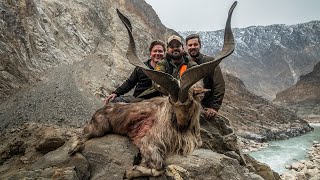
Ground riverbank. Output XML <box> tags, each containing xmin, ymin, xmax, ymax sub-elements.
<box><xmin>240</xmin><ymin>123</ymin><xmax>313</xmax><ymax>143</ymax></box>
<box><xmin>246</xmin><ymin>123</ymin><xmax>320</xmax><ymax>177</ymax></box>
<box><xmin>305</xmin><ymin>115</ymin><xmax>320</xmax><ymax>123</ymax></box>
<box><xmin>238</xmin><ymin>137</ymin><xmax>269</xmax><ymax>153</ymax></box>
<box><xmin>239</xmin><ymin>124</ymin><xmax>315</xmax><ymax>154</ymax></box>
<box><xmin>281</xmin><ymin>141</ymin><xmax>320</xmax><ymax>180</ymax></box>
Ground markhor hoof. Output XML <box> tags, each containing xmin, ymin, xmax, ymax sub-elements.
<box><xmin>123</xmin><ymin>165</ymin><xmax>164</xmax><ymax>179</ymax></box>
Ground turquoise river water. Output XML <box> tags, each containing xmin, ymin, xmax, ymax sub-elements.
<box><xmin>249</xmin><ymin>124</ymin><xmax>320</xmax><ymax>174</ymax></box>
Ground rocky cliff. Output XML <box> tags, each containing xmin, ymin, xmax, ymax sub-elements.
<box><xmin>0</xmin><ymin>0</ymin><xmax>176</xmax><ymax>129</ymax></box>
<box><xmin>0</xmin><ymin>0</ymin><xmax>171</xmax><ymax>102</ymax></box>
<box><xmin>274</xmin><ymin>61</ymin><xmax>320</xmax><ymax>122</ymax></box>
<box><xmin>179</xmin><ymin>21</ymin><xmax>320</xmax><ymax>100</ymax></box>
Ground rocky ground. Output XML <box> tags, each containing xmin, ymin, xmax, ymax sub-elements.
<box><xmin>281</xmin><ymin>141</ymin><xmax>320</xmax><ymax>180</ymax></box>
<box><xmin>0</xmin><ymin>120</ymin><xmax>281</xmax><ymax>180</ymax></box>
<box><xmin>238</xmin><ymin>137</ymin><xmax>269</xmax><ymax>153</ymax></box>
<box><xmin>306</xmin><ymin>116</ymin><xmax>320</xmax><ymax>123</ymax></box>
<box><xmin>0</xmin><ymin>54</ymin><xmax>110</xmax><ymax>131</ymax></box>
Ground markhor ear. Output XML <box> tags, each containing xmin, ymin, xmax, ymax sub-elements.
<box><xmin>193</xmin><ymin>88</ymin><xmax>211</xmax><ymax>96</ymax></box>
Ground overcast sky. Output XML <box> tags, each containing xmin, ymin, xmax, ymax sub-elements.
<box><xmin>144</xmin><ymin>0</ymin><xmax>320</xmax><ymax>31</ymax></box>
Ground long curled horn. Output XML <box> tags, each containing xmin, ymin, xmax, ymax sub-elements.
<box><xmin>178</xmin><ymin>1</ymin><xmax>237</xmax><ymax>103</ymax></box>
<box><xmin>116</xmin><ymin>9</ymin><xmax>180</xmax><ymax>102</ymax></box>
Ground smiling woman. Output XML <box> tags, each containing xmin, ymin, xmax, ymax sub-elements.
<box><xmin>144</xmin><ymin>0</ymin><xmax>320</xmax><ymax>31</ymax></box>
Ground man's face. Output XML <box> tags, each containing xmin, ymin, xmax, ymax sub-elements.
<box><xmin>167</xmin><ymin>40</ymin><xmax>183</xmax><ymax>60</ymax></box>
<box><xmin>186</xmin><ymin>38</ymin><xmax>201</xmax><ymax>58</ymax></box>
<box><xmin>150</xmin><ymin>44</ymin><xmax>165</xmax><ymax>63</ymax></box>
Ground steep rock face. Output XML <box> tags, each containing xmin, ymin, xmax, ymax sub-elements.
<box><xmin>220</xmin><ymin>73</ymin><xmax>312</xmax><ymax>141</ymax></box>
<box><xmin>179</xmin><ymin>21</ymin><xmax>320</xmax><ymax>99</ymax></box>
<box><xmin>0</xmin><ymin>0</ymin><xmax>173</xmax><ymax>130</ymax></box>
<box><xmin>274</xmin><ymin>61</ymin><xmax>320</xmax><ymax>121</ymax></box>
<box><xmin>0</xmin><ymin>0</ymin><xmax>169</xmax><ymax>102</ymax></box>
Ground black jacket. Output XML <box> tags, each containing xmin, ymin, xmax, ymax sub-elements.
<box><xmin>193</xmin><ymin>53</ymin><xmax>225</xmax><ymax>111</ymax></box>
<box><xmin>113</xmin><ymin>59</ymin><xmax>162</xmax><ymax>99</ymax></box>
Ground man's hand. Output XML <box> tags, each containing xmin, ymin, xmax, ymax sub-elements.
<box><xmin>104</xmin><ymin>93</ymin><xmax>117</xmax><ymax>104</ymax></box>
<box><xmin>204</xmin><ymin>108</ymin><xmax>217</xmax><ymax>119</ymax></box>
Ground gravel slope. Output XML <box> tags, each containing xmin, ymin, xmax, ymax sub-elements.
<box><xmin>0</xmin><ymin>56</ymin><xmax>106</xmax><ymax>131</ymax></box>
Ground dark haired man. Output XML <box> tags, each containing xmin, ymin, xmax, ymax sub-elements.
<box><xmin>105</xmin><ymin>40</ymin><xmax>166</xmax><ymax>103</ymax></box>
<box><xmin>155</xmin><ymin>35</ymin><xmax>196</xmax><ymax>79</ymax></box>
<box><xmin>186</xmin><ymin>34</ymin><xmax>225</xmax><ymax>119</ymax></box>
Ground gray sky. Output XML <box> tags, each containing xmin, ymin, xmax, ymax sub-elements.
<box><xmin>144</xmin><ymin>0</ymin><xmax>320</xmax><ymax>31</ymax></box>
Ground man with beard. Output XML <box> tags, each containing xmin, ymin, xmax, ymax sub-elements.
<box><xmin>155</xmin><ymin>35</ymin><xmax>197</xmax><ymax>80</ymax></box>
<box><xmin>105</xmin><ymin>40</ymin><xmax>165</xmax><ymax>103</ymax></box>
<box><xmin>185</xmin><ymin>34</ymin><xmax>225</xmax><ymax>119</ymax></box>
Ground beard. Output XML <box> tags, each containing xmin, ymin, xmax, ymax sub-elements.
<box><xmin>168</xmin><ymin>50</ymin><xmax>183</xmax><ymax>60</ymax></box>
<box><xmin>188</xmin><ymin>49</ymin><xmax>200</xmax><ymax>58</ymax></box>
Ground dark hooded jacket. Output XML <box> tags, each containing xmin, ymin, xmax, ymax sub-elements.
<box><xmin>192</xmin><ymin>53</ymin><xmax>225</xmax><ymax>111</ymax></box>
<box><xmin>113</xmin><ymin>59</ymin><xmax>162</xmax><ymax>99</ymax></box>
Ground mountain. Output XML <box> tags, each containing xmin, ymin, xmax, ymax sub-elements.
<box><xmin>274</xmin><ymin>61</ymin><xmax>320</xmax><ymax>122</ymax></box>
<box><xmin>179</xmin><ymin>21</ymin><xmax>320</xmax><ymax>100</ymax></box>
<box><xmin>221</xmin><ymin>73</ymin><xmax>311</xmax><ymax>141</ymax></box>
<box><xmin>0</xmin><ymin>0</ymin><xmax>312</xmax><ymax>179</ymax></box>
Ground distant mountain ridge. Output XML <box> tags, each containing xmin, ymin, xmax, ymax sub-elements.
<box><xmin>221</xmin><ymin>73</ymin><xmax>311</xmax><ymax>141</ymax></box>
<box><xmin>179</xmin><ymin>20</ymin><xmax>320</xmax><ymax>100</ymax></box>
<box><xmin>274</xmin><ymin>61</ymin><xmax>320</xmax><ymax>122</ymax></box>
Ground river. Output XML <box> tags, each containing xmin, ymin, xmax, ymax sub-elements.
<box><xmin>249</xmin><ymin>124</ymin><xmax>320</xmax><ymax>174</ymax></box>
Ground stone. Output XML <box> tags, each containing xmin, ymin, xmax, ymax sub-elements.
<box><xmin>281</xmin><ymin>171</ymin><xmax>296</xmax><ymax>180</ymax></box>
<box><xmin>35</xmin><ymin>127</ymin><xmax>66</xmax><ymax>154</ymax></box>
<box><xmin>82</xmin><ymin>135</ymin><xmax>139</xmax><ymax>180</ymax></box>
<box><xmin>285</xmin><ymin>164</ymin><xmax>291</xmax><ymax>169</ymax></box>
<box><xmin>306</xmin><ymin>161</ymin><xmax>316</xmax><ymax>169</ymax></box>
<box><xmin>291</xmin><ymin>162</ymin><xmax>303</xmax><ymax>171</ymax></box>
<box><xmin>243</xmin><ymin>154</ymin><xmax>280</xmax><ymax>180</ymax></box>
<box><xmin>166</xmin><ymin>149</ymin><xmax>263</xmax><ymax>180</ymax></box>
<box><xmin>306</xmin><ymin>168</ymin><xmax>320</xmax><ymax>179</ymax></box>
